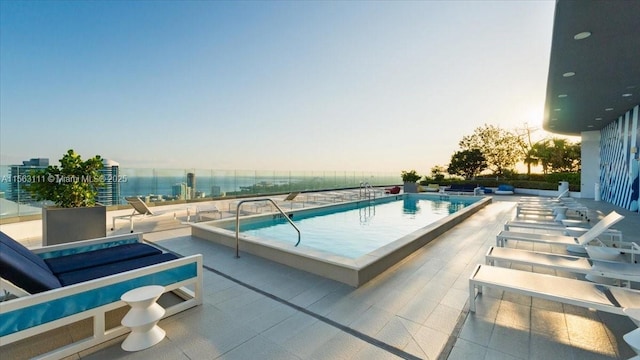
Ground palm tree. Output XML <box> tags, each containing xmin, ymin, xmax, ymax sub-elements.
<box><xmin>531</xmin><ymin>140</ymin><xmax>553</xmax><ymax>174</ymax></box>
<box><xmin>522</xmin><ymin>148</ymin><xmax>539</xmax><ymax>176</ymax></box>
<box><xmin>516</xmin><ymin>123</ymin><xmax>539</xmax><ymax>176</ymax></box>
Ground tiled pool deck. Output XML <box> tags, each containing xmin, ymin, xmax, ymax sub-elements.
<box><xmin>2</xmin><ymin>192</ymin><xmax>639</xmax><ymax>359</ymax></box>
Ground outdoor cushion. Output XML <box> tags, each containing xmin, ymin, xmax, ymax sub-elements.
<box><xmin>0</xmin><ymin>230</ymin><xmax>178</xmax><ymax>294</ymax></box>
<box><xmin>385</xmin><ymin>186</ymin><xmax>401</xmax><ymax>194</ymax></box>
<box><xmin>0</xmin><ymin>243</ymin><xmax>62</xmax><ymax>294</ymax></box>
<box><xmin>495</xmin><ymin>184</ymin><xmax>515</xmax><ymax>195</ymax></box>
<box><xmin>45</xmin><ymin>243</ymin><xmax>162</xmax><ymax>275</ymax></box>
<box><xmin>448</xmin><ymin>184</ymin><xmax>477</xmax><ymax>192</ymax></box>
<box><xmin>57</xmin><ymin>253</ymin><xmax>179</xmax><ymax>286</ymax></box>
<box><xmin>0</xmin><ymin>231</ymin><xmax>51</xmax><ymax>272</ymax></box>
<box><xmin>498</xmin><ymin>184</ymin><xmax>514</xmax><ymax>192</ymax></box>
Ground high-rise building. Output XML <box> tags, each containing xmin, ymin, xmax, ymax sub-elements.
<box><xmin>98</xmin><ymin>159</ymin><xmax>121</xmax><ymax>206</ymax></box>
<box><xmin>10</xmin><ymin>158</ymin><xmax>49</xmax><ymax>204</ymax></box>
<box><xmin>172</xmin><ymin>183</ymin><xmax>189</xmax><ymax>200</ymax></box>
<box><xmin>186</xmin><ymin>172</ymin><xmax>196</xmax><ymax>200</ymax></box>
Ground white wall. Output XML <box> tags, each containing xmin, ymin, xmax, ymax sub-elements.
<box><xmin>580</xmin><ymin>130</ymin><xmax>601</xmax><ymax>199</ymax></box>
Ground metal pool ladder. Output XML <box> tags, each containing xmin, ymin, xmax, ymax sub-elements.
<box><xmin>359</xmin><ymin>182</ymin><xmax>376</xmax><ymax>199</ymax></box>
<box><xmin>235</xmin><ymin>198</ymin><xmax>301</xmax><ymax>258</ymax></box>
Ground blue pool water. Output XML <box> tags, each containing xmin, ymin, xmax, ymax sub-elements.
<box><xmin>235</xmin><ymin>195</ymin><xmax>478</xmax><ymax>258</ymax></box>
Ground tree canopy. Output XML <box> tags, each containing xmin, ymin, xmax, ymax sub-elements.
<box><xmin>438</xmin><ymin>124</ymin><xmax>581</xmax><ymax>179</ymax></box>
<box><xmin>532</xmin><ymin>138</ymin><xmax>581</xmax><ymax>173</ymax></box>
<box><xmin>447</xmin><ymin>149</ymin><xmax>487</xmax><ymax>179</ymax></box>
<box><xmin>458</xmin><ymin>124</ymin><xmax>524</xmax><ymax>175</ymax></box>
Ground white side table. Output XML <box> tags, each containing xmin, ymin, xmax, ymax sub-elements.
<box><xmin>120</xmin><ymin>285</ymin><xmax>166</xmax><ymax>351</ymax></box>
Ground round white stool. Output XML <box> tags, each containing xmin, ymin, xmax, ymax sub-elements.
<box><xmin>120</xmin><ymin>285</ymin><xmax>166</xmax><ymax>351</ymax></box>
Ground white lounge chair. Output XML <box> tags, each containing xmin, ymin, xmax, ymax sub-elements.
<box><xmin>469</xmin><ymin>264</ymin><xmax>640</xmax><ymax>314</ymax></box>
<box><xmin>496</xmin><ymin>211</ymin><xmax>624</xmax><ymax>249</ymax></box>
<box><xmin>516</xmin><ymin>205</ymin><xmax>589</xmax><ymax>222</ymax></box>
<box><xmin>503</xmin><ymin>221</ymin><xmax>622</xmax><ymax>241</ymax></box>
<box><xmin>275</xmin><ymin>192</ymin><xmax>307</xmax><ymax>209</ymax></box>
<box><xmin>517</xmin><ymin>199</ymin><xmax>588</xmax><ymax>216</ymax></box>
<box><xmin>423</xmin><ymin>184</ymin><xmax>440</xmax><ymax>192</ymax></box>
<box><xmin>505</xmin><ymin>219</ymin><xmax>587</xmax><ymax>230</ymax></box>
<box><xmin>504</xmin><ymin>218</ymin><xmax>589</xmax><ymax>230</ymax></box>
<box><xmin>112</xmin><ymin>197</ymin><xmax>185</xmax><ymax>232</ymax></box>
<box><xmin>194</xmin><ymin>203</ymin><xmax>221</xmax><ymax>221</ymax></box>
<box><xmin>485</xmin><ymin>246</ymin><xmax>640</xmax><ymax>287</ymax></box>
<box><xmin>517</xmin><ymin>189</ymin><xmax>571</xmax><ymax>202</ymax></box>
<box><xmin>517</xmin><ymin>198</ymin><xmax>583</xmax><ymax>207</ymax></box>
<box><xmin>228</xmin><ymin>197</ymin><xmax>276</xmax><ymax>214</ymax></box>
<box><xmin>283</xmin><ymin>191</ymin><xmax>300</xmax><ymax>201</ymax></box>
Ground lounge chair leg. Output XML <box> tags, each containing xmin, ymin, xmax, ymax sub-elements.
<box><xmin>469</xmin><ymin>282</ymin><xmax>477</xmax><ymax>313</ymax></box>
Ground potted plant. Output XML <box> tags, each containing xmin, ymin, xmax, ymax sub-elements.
<box><xmin>27</xmin><ymin>149</ymin><xmax>107</xmax><ymax>245</ymax></box>
<box><xmin>401</xmin><ymin>170</ymin><xmax>422</xmax><ymax>193</ymax></box>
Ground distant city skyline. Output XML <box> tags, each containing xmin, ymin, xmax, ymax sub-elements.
<box><xmin>0</xmin><ymin>1</ymin><xmax>569</xmax><ymax>174</ymax></box>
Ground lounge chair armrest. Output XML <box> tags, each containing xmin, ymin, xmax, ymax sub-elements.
<box><xmin>32</xmin><ymin>233</ymin><xmax>144</xmax><ymax>259</ymax></box>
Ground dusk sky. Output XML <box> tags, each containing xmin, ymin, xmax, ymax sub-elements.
<box><xmin>0</xmin><ymin>1</ymin><xmax>561</xmax><ymax>174</ymax></box>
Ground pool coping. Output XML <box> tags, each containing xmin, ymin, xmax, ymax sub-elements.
<box><xmin>191</xmin><ymin>194</ymin><xmax>492</xmax><ymax>287</ymax></box>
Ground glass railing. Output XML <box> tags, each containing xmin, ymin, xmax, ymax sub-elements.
<box><xmin>0</xmin><ymin>166</ymin><xmax>399</xmax><ymax>219</ymax></box>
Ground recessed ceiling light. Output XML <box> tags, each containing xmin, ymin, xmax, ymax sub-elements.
<box><xmin>563</xmin><ymin>72</ymin><xmax>575</xmax><ymax>77</ymax></box>
<box><xmin>587</xmin><ymin>125</ymin><xmax>594</xmax><ymax>128</ymax></box>
<box><xmin>574</xmin><ymin>32</ymin><xmax>592</xmax><ymax>40</ymax></box>
<box><xmin>554</xmin><ymin>108</ymin><xmax>561</xmax><ymax>112</ymax></box>
<box><xmin>595</xmin><ymin>117</ymin><xmax>603</xmax><ymax>121</ymax></box>
<box><xmin>551</xmin><ymin>118</ymin><xmax>557</xmax><ymax>121</ymax></box>
<box><xmin>622</xmin><ymin>93</ymin><xmax>633</xmax><ymax>97</ymax></box>
<box><xmin>605</xmin><ymin>107</ymin><xmax>614</xmax><ymax>111</ymax></box>
<box><xmin>627</xmin><ymin>85</ymin><xmax>637</xmax><ymax>89</ymax></box>
<box><xmin>558</xmin><ymin>94</ymin><xmax>568</xmax><ymax>98</ymax></box>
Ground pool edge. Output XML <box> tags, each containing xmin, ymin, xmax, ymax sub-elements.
<box><xmin>191</xmin><ymin>196</ymin><xmax>492</xmax><ymax>287</ymax></box>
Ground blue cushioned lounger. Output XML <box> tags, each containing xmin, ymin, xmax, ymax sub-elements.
<box><xmin>0</xmin><ymin>231</ymin><xmax>203</xmax><ymax>359</ymax></box>
<box><xmin>0</xmin><ymin>231</ymin><xmax>174</xmax><ymax>294</ymax></box>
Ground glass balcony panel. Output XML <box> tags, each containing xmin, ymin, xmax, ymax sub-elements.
<box><xmin>0</xmin><ymin>164</ymin><xmax>397</xmax><ymax>220</ymax></box>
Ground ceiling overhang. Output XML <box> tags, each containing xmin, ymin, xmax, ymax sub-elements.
<box><xmin>543</xmin><ymin>0</ymin><xmax>640</xmax><ymax>136</ymax></box>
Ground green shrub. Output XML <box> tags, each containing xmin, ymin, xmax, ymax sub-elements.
<box><xmin>401</xmin><ymin>170</ymin><xmax>422</xmax><ymax>183</ymax></box>
<box><xmin>420</xmin><ymin>171</ymin><xmax>581</xmax><ymax>191</ymax></box>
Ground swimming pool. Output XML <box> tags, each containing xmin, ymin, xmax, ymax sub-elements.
<box><xmin>192</xmin><ymin>193</ymin><xmax>491</xmax><ymax>286</ymax></box>
<box><xmin>233</xmin><ymin>196</ymin><xmax>476</xmax><ymax>258</ymax></box>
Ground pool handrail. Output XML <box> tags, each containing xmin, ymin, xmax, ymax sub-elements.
<box><xmin>360</xmin><ymin>182</ymin><xmax>376</xmax><ymax>199</ymax></box>
<box><xmin>235</xmin><ymin>198</ymin><xmax>301</xmax><ymax>258</ymax></box>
